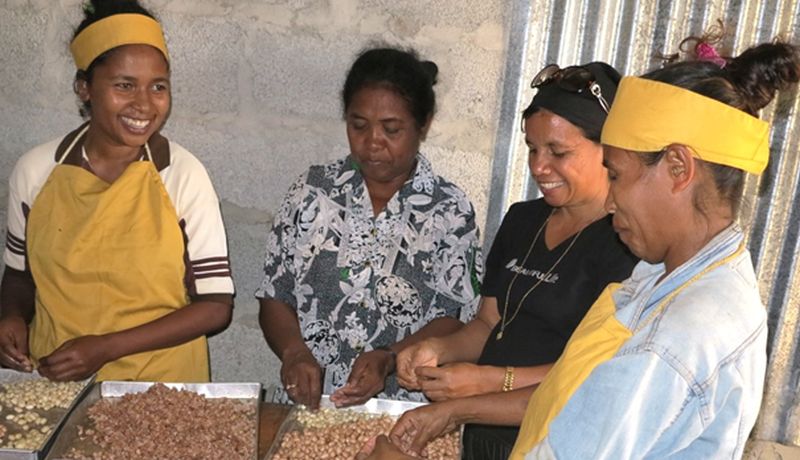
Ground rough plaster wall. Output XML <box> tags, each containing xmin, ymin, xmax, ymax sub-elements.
<box><xmin>0</xmin><ymin>0</ymin><xmax>509</xmax><ymax>389</ymax></box>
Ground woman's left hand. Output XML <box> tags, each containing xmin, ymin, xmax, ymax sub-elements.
<box><xmin>416</xmin><ymin>362</ymin><xmax>491</xmax><ymax>401</ymax></box>
<box><xmin>355</xmin><ymin>435</ymin><xmax>417</xmax><ymax>460</ymax></box>
<box><xmin>38</xmin><ymin>335</ymin><xmax>112</xmax><ymax>381</ymax></box>
<box><xmin>331</xmin><ymin>349</ymin><xmax>394</xmax><ymax>407</ymax></box>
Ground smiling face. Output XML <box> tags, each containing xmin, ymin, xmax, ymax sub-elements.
<box><xmin>78</xmin><ymin>44</ymin><xmax>170</xmax><ymax>154</ymax></box>
<box><xmin>524</xmin><ymin>109</ymin><xmax>608</xmax><ymax>210</ymax></box>
<box><xmin>345</xmin><ymin>85</ymin><xmax>430</xmax><ymax>191</ymax></box>
<box><xmin>603</xmin><ymin>146</ymin><xmax>672</xmax><ymax>263</ymax></box>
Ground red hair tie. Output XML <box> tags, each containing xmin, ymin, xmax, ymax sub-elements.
<box><xmin>696</xmin><ymin>42</ymin><xmax>727</xmax><ymax>68</ymax></box>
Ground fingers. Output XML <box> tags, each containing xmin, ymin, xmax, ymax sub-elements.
<box><xmin>331</xmin><ymin>352</ymin><xmax>389</xmax><ymax>407</ymax></box>
<box><xmin>417</xmin><ymin>367</ymin><xmax>448</xmax><ymax>397</ymax></box>
<box><xmin>392</xmin><ymin>404</ymin><xmax>453</xmax><ymax>456</ymax></box>
<box><xmin>395</xmin><ymin>351</ymin><xmax>418</xmax><ymax>389</ymax></box>
<box><xmin>414</xmin><ymin>366</ymin><xmax>444</xmax><ymax>381</ymax></box>
<box><xmin>408</xmin><ymin>426</ymin><xmax>433</xmax><ymax>456</ymax></box>
<box><xmin>304</xmin><ymin>369</ymin><xmax>322</xmax><ymax>409</ymax></box>
<box><xmin>330</xmin><ymin>387</ymin><xmax>370</xmax><ymax>407</ymax></box>
<box><xmin>38</xmin><ymin>347</ymin><xmax>83</xmax><ymax>381</ymax></box>
<box><xmin>283</xmin><ymin>361</ymin><xmax>322</xmax><ymax>409</ymax></box>
<box><xmin>390</xmin><ymin>412</ymin><xmax>426</xmax><ymax>456</ymax></box>
<box><xmin>396</xmin><ymin>375</ymin><xmax>418</xmax><ymax>391</ymax></box>
<box><xmin>389</xmin><ymin>413</ymin><xmax>414</xmax><ymax>448</ymax></box>
<box><xmin>38</xmin><ymin>363</ymin><xmax>73</xmax><ymax>381</ymax></box>
<box><xmin>287</xmin><ymin>374</ymin><xmax>320</xmax><ymax>409</ymax></box>
<box><xmin>0</xmin><ymin>322</ymin><xmax>32</xmax><ymax>372</ymax></box>
<box><xmin>38</xmin><ymin>361</ymin><xmax>73</xmax><ymax>381</ymax></box>
<box><xmin>355</xmin><ymin>435</ymin><xmax>377</xmax><ymax>460</ymax></box>
<box><xmin>330</xmin><ymin>370</ymin><xmax>374</xmax><ymax>408</ymax></box>
<box><xmin>396</xmin><ymin>344</ymin><xmax>438</xmax><ymax>390</ymax></box>
<box><xmin>0</xmin><ymin>343</ymin><xmax>32</xmax><ymax>372</ymax></box>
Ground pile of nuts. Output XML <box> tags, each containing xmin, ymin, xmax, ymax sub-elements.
<box><xmin>270</xmin><ymin>407</ymin><xmax>460</xmax><ymax>459</ymax></box>
<box><xmin>66</xmin><ymin>384</ymin><xmax>255</xmax><ymax>460</ymax></box>
<box><xmin>0</xmin><ymin>378</ymin><xmax>84</xmax><ymax>450</ymax></box>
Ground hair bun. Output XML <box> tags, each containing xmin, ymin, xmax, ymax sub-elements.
<box><xmin>727</xmin><ymin>41</ymin><xmax>800</xmax><ymax>112</ymax></box>
<box><xmin>421</xmin><ymin>61</ymin><xmax>439</xmax><ymax>86</ymax></box>
<box><xmin>87</xmin><ymin>0</ymin><xmax>144</xmax><ymax>18</ymax></box>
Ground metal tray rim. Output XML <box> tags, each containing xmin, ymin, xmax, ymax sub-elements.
<box><xmin>0</xmin><ymin>370</ymin><xmax>94</xmax><ymax>460</ymax></box>
<box><xmin>45</xmin><ymin>381</ymin><xmax>262</xmax><ymax>460</ymax></box>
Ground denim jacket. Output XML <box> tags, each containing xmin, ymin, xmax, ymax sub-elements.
<box><xmin>526</xmin><ymin>225</ymin><xmax>767</xmax><ymax>459</ymax></box>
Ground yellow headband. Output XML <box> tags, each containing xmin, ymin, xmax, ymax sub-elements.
<box><xmin>601</xmin><ymin>76</ymin><xmax>770</xmax><ymax>174</ymax></box>
<box><xmin>70</xmin><ymin>13</ymin><xmax>169</xmax><ymax>71</ymax></box>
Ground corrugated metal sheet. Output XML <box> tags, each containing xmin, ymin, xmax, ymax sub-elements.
<box><xmin>488</xmin><ymin>0</ymin><xmax>800</xmax><ymax>446</ymax></box>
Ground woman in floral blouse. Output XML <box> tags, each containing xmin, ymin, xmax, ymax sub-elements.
<box><xmin>256</xmin><ymin>47</ymin><xmax>482</xmax><ymax>409</ymax></box>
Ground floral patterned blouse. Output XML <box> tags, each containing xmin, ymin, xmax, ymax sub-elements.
<box><xmin>256</xmin><ymin>154</ymin><xmax>483</xmax><ymax>401</ymax></box>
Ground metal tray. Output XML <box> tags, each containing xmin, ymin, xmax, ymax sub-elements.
<box><xmin>263</xmin><ymin>395</ymin><xmax>461</xmax><ymax>459</ymax></box>
<box><xmin>45</xmin><ymin>381</ymin><xmax>262</xmax><ymax>460</ymax></box>
<box><xmin>0</xmin><ymin>370</ymin><xmax>94</xmax><ymax>460</ymax></box>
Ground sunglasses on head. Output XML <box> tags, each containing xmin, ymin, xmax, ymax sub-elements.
<box><xmin>530</xmin><ymin>64</ymin><xmax>611</xmax><ymax>113</ymax></box>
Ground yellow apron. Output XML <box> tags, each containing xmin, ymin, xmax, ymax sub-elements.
<box><xmin>26</xmin><ymin>130</ymin><xmax>209</xmax><ymax>382</ymax></box>
<box><xmin>510</xmin><ymin>244</ymin><xmax>745</xmax><ymax>459</ymax></box>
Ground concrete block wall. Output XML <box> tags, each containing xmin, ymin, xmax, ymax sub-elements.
<box><xmin>0</xmin><ymin>0</ymin><xmax>509</xmax><ymax>389</ymax></box>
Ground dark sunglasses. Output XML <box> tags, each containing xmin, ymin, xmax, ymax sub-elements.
<box><xmin>530</xmin><ymin>64</ymin><xmax>611</xmax><ymax>113</ymax></box>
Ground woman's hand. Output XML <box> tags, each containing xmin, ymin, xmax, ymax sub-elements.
<box><xmin>355</xmin><ymin>435</ymin><xmax>418</xmax><ymax>460</ymax></box>
<box><xmin>416</xmin><ymin>362</ymin><xmax>492</xmax><ymax>401</ymax></box>
<box><xmin>281</xmin><ymin>345</ymin><xmax>323</xmax><ymax>409</ymax></box>
<box><xmin>38</xmin><ymin>335</ymin><xmax>112</xmax><ymax>381</ymax></box>
<box><xmin>389</xmin><ymin>402</ymin><xmax>459</xmax><ymax>457</ymax></box>
<box><xmin>330</xmin><ymin>349</ymin><xmax>394</xmax><ymax>407</ymax></box>
<box><xmin>0</xmin><ymin>316</ymin><xmax>32</xmax><ymax>372</ymax></box>
<box><xmin>395</xmin><ymin>339</ymin><xmax>441</xmax><ymax>390</ymax></box>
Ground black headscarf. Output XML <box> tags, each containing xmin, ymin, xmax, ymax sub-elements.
<box><xmin>525</xmin><ymin>61</ymin><xmax>622</xmax><ymax>141</ymax></box>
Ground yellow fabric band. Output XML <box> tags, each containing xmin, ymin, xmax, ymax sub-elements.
<box><xmin>601</xmin><ymin>76</ymin><xmax>770</xmax><ymax>174</ymax></box>
<box><xmin>70</xmin><ymin>13</ymin><xmax>169</xmax><ymax>71</ymax></box>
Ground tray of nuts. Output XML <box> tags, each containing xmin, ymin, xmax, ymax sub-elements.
<box><xmin>44</xmin><ymin>381</ymin><xmax>261</xmax><ymax>460</ymax></box>
<box><xmin>264</xmin><ymin>396</ymin><xmax>461</xmax><ymax>459</ymax></box>
<box><xmin>0</xmin><ymin>370</ymin><xmax>92</xmax><ymax>460</ymax></box>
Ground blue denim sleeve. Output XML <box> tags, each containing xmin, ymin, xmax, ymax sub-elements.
<box><xmin>528</xmin><ymin>351</ymin><xmax>702</xmax><ymax>459</ymax></box>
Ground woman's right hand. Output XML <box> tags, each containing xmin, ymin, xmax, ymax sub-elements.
<box><xmin>395</xmin><ymin>339</ymin><xmax>441</xmax><ymax>390</ymax></box>
<box><xmin>389</xmin><ymin>401</ymin><xmax>459</xmax><ymax>457</ymax></box>
<box><xmin>0</xmin><ymin>316</ymin><xmax>32</xmax><ymax>372</ymax></box>
<box><xmin>281</xmin><ymin>345</ymin><xmax>323</xmax><ymax>409</ymax></box>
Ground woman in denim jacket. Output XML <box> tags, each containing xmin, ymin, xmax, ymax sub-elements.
<box><xmin>358</xmin><ymin>39</ymin><xmax>800</xmax><ymax>460</ymax></box>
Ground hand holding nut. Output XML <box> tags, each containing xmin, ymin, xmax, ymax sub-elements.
<box><xmin>396</xmin><ymin>340</ymin><xmax>441</xmax><ymax>390</ymax></box>
<box><xmin>390</xmin><ymin>402</ymin><xmax>459</xmax><ymax>457</ymax></box>
<box><xmin>38</xmin><ymin>335</ymin><xmax>111</xmax><ymax>382</ymax></box>
<box><xmin>0</xmin><ymin>316</ymin><xmax>33</xmax><ymax>373</ymax></box>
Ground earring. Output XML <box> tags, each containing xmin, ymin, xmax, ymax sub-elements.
<box><xmin>74</xmin><ymin>80</ymin><xmax>89</xmax><ymax>99</ymax></box>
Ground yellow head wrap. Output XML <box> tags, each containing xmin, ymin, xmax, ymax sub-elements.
<box><xmin>70</xmin><ymin>13</ymin><xmax>169</xmax><ymax>71</ymax></box>
<box><xmin>601</xmin><ymin>76</ymin><xmax>770</xmax><ymax>174</ymax></box>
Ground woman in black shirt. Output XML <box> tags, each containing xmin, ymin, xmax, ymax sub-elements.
<box><xmin>395</xmin><ymin>62</ymin><xmax>637</xmax><ymax>459</ymax></box>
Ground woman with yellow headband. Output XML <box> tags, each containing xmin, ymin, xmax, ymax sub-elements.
<box><xmin>360</xmin><ymin>40</ymin><xmax>800</xmax><ymax>460</ymax></box>
<box><xmin>0</xmin><ymin>0</ymin><xmax>233</xmax><ymax>382</ymax></box>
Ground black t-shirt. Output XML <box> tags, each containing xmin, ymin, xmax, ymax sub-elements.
<box><xmin>478</xmin><ymin>198</ymin><xmax>638</xmax><ymax>367</ymax></box>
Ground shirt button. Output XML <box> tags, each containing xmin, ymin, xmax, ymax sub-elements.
<box><xmin>370</xmin><ymin>228</ymin><xmax>377</xmax><ymax>236</ymax></box>
<box><xmin>365</xmin><ymin>260</ymin><xmax>371</xmax><ymax>267</ymax></box>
